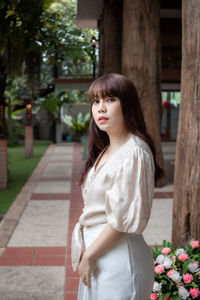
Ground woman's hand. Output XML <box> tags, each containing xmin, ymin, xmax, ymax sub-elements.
<box><xmin>78</xmin><ymin>224</ymin><xmax>124</xmax><ymax>288</ymax></box>
<box><xmin>78</xmin><ymin>252</ymin><xmax>93</xmax><ymax>288</ymax></box>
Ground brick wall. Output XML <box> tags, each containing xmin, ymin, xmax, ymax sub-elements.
<box><xmin>0</xmin><ymin>139</ymin><xmax>8</xmax><ymax>190</ymax></box>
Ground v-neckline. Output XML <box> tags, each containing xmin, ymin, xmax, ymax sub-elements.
<box><xmin>93</xmin><ymin>135</ymin><xmax>134</xmax><ymax>173</ymax></box>
<box><xmin>94</xmin><ymin>145</ymin><xmax>109</xmax><ymax>172</ymax></box>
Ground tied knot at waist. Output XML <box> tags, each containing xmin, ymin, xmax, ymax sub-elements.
<box><xmin>71</xmin><ymin>222</ymin><xmax>107</xmax><ymax>272</ymax></box>
<box><xmin>71</xmin><ymin>222</ymin><xmax>84</xmax><ymax>272</ymax></box>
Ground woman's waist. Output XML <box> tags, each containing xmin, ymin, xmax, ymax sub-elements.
<box><xmin>83</xmin><ymin>222</ymin><xmax>107</xmax><ymax>233</ymax></box>
<box><xmin>81</xmin><ymin>223</ymin><xmax>144</xmax><ymax>241</ymax></box>
<box><xmin>79</xmin><ymin>212</ymin><xmax>107</xmax><ymax>228</ymax></box>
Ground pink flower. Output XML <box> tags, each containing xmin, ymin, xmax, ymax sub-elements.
<box><xmin>190</xmin><ymin>240</ymin><xmax>199</xmax><ymax>248</ymax></box>
<box><xmin>161</xmin><ymin>247</ymin><xmax>171</xmax><ymax>255</ymax></box>
<box><xmin>165</xmin><ymin>297</ymin><xmax>170</xmax><ymax>300</ymax></box>
<box><xmin>155</xmin><ymin>264</ymin><xmax>165</xmax><ymax>274</ymax></box>
<box><xmin>150</xmin><ymin>293</ymin><xmax>158</xmax><ymax>300</ymax></box>
<box><xmin>172</xmin><ymin>255</ymin><xmax>176</xmax><ymax>261</ymax></box>
<box><xmin>190</xmin><ymin>287</ymin><xmax>200</xmax><ymax>299</ymax></box>
<box><xmin>178</xmin><ymin>253</ymin><xmax>189</xmax><ymax>261</ymax></box>
<box><xmin>167</xmin><ymin>269</ymin><xmax>175</xmax><ymax>277</ymax></box>
<box><xmin>183</xmin><ymin>273</ymin><xmax>193</xmax><ymax>283</ymax></box>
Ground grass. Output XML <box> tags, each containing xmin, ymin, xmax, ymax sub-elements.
<box><xmin>0</xmin><ymin>140</ymin><xmax>51</xmax><ymax>220</ymax></box>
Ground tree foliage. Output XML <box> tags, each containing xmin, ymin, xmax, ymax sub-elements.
<box><xmin>0</xmin><ymin>0</ymin><xmax>52</xmax><ymax>138</ymax></box>
<box><xmin>41</xmin><ymin>0</ymin><xmax>97</xmax><ymax>79</ymax></box>
<box><xmin>0</xmin><ymin>0</ymin><xmax>51</xmax><ymax>80</ymax></box>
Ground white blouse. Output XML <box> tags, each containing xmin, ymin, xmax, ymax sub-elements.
<box><xmin>71</xmin><ymin>135</ymin><xmax>155</xmax><ymax>271</ymax></box>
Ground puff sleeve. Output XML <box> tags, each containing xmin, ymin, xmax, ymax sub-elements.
<box><xmin>105</xmin><ymin>147</ymin><xmax>155</xmax><ymax>234</ymax></box>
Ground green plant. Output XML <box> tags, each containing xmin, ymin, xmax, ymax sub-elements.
<box><xmin>34</xmin><ymin>92</ymin><xmax>71</xmax><ymax>123</ymax></box>
<box><xmin>7</xmin><ymin>118</ymin><xmax>24</xmax><ymax>147</ymax></box>
<box><xmin>5</xmin><ymin>107</ymin><xmax>25</xmax><ymax>146</ymax></box>
<box><xmin>64</xmin><ymin>89</ymin><xmax>89</xmax><ymax>104</ymax></box>
<box><xmin>62</xmin><ymin>112</ymin><xmax>90</xmax><ymax>134</ymax></box>
<box><xmin>150</xmin><ymin>240</ymin><xmax>200</xmax><ymax>300</ymax></box>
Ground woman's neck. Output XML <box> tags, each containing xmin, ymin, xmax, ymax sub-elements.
<box><xmin>107</xmin><ymin>131</ymin><xmax>133</xmax><ymax>153</ymax></box>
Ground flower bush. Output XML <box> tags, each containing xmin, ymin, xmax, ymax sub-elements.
<box><xmin>150</xmin><ymin>239</ymin><xmax>200</xmax><ymax>300</ymax></box>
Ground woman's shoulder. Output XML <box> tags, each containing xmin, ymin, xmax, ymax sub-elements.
<box><xmin>108</xmin><ymin>135</ymin><xmax>154</xmax><ymax>175</ymax></box>
<box><xmin>126</xmin><ymin>135</ymin><xmax>153</xmax><ymax>159</ymax></box>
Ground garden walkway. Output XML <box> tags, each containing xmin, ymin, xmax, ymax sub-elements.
<box><xmin>0</xmin><ymin>141</ymin><xmax>175</xmax><ymax>300</ymax></box>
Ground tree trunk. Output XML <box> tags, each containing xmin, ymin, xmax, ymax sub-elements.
<box><xmin>172</xmin><ymin>0</ymin><xmax>200</xmax><ymax>247</ymax></box>
<box><xmin>99</xmin><ymin>0</ymin><xmax>123</xmax><ymax>75</ymax></box>
<box><xmin>0</xmin><ymin>57</ymin><xmax>7</xmax><ymax>139</ymax></box>
<box><xmin>98</xmin><ymin>14</ymin><xmax>105</xmax><ymax>76</ymax></box>
<box><xmin>122</xmin><ymin>0</ymin><xmax>164</xmax><ymax>186</ymax></box>
<box><xmin>0</xmin><ymin>57</ymin><xmax>8</xmax><ymax>190</ymax></box>
<box><xmin>0</xmin><ymin>139</ymin><xmax>8</xmax><ymax>190</ymax></box>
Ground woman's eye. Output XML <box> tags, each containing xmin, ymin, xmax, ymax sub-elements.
<box><xmin>93</xmin><ymin>99</ymin><xmax>99</xmax><ymax>104</ymax></box>
<box><xmin>106</xmin><ymin>97</ymin><xmax>115</xmax><ymax>102</ymax></box>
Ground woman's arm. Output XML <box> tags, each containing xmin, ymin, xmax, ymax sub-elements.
<box><xmin>78</xmin><ymin>224</ymin><xmax>124</xmax><ymax>288</ymax></box>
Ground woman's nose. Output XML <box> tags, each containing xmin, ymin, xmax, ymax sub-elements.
<box><xmin>98</xmin><ymin>100</ymin><xmax>106</xmax><ymax>112</ymax></box>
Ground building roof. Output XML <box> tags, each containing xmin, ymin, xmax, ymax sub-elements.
<box><xmin>77</xmin><ymin>0</ymin><xmax>103</xmax><ymax>28</ymax></box>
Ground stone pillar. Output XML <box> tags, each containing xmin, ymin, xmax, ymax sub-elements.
<box><xmin>0</xmin><ymin>139</ymin><xmax>8</xmax><ymax>189</ymax></box>
<box><xmin>122</xmin><ymin>0</ymin><xmax>164</xmax><ymax>185</ymax></box>
<box><xmin>25</xmin><ymin>126</ymin><xmax>33</xmax><ymax>158</ymax></box>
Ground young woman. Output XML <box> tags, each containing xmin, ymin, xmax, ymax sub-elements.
<box><xmin>71</xmin><ymin>73</ymin><xmax>163</xmax><ymax>300</ymax></box>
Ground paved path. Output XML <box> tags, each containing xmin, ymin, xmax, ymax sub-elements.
<box><xmin>0</xmin><ymin>141</ymin><xmax>175</xmax><ymax>300</ymax></box>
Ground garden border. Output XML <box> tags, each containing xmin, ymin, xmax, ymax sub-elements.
<box><xmin>0</xmin><ymin>144</ymin><xmax>54</xmax><ymax>249</ymax></box>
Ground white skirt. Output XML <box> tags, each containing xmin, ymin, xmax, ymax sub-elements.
<box><xmin>78</xmin><ymin>224</ymin><xmax>154</xmax><ymax>300</ymax></box>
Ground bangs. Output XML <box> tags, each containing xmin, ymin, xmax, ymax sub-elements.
<box><xmin>88</xmin><ymin>74</ymin><xmax>122</xmax><ymax>101</ymax></box>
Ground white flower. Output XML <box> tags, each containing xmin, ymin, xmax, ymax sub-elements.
<box><xmin>163</xmin><ymin>257</ymin><xmax>173</xmax><ymax>269</ymax></box>
<box><xmin>175</xmin><ymin>248</ymin><xmax>185</xmax><ymax>256</ymax></box>
<box><xmin>178</xmin><ymin>286</ymin><xmax>189</xmax><ymax>299</ymax></box>
<box><xmin>153</xmin><ymin>281</ymin><xmax>162</xmax><ymax>292</ymax></box>
<box><xmin>156</xmin><ymin>254</ymin><xmax>165</xmax><ymax>264</ymax></box>
<box><xmin>188</xmin><ymin>262</ymin><xmax>199</xmax><ymax>273</ymax></box>
<box><xmin>156</xmin><ymin>255</ymin><xmax>172</xmax><ymax>269</ymax></box>
<box><xmin>169</xmin><ymin>270</ymin><xmax>182</xmax><ymax>283</ymax></box>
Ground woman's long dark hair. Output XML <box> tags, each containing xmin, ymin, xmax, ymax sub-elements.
<box><xmin>79</xmin><ymin>73</ymin><xmax>164</xmax><ymax>185</ymax></box>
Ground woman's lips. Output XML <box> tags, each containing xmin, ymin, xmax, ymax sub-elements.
<box><xmin>98</xmin><ymin>117</ymin><xmax>109</xmax><ymax>123</ymax></box>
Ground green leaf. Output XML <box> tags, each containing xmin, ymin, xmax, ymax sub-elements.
<box><xmin>160</xmin><ymin>293</ymin><xmax>170</xmax><ymax>300</ymax></box>
<box><xmin>170</xmin><ymin>296</ymin><xmax>181</xmax><ymax>300</ymax></box>
<box><xmin>182</xmin><ymin>258</ymin><xmax>194</xmax><ymax>274</ymax></box>
<box><xmin>6</xmin><ymin>10</ymin><xmax>16</xmax><ymax>18</ymax></box>
<box><xmin>11</xmin><ymin>108</ymin><xmax>25</xmax><ymax>116</ymax></box>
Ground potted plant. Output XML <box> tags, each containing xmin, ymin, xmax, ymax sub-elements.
<box><xmin>62</xmin><ymin>112</ymin><xmax>90</xmax><ymax>142</ymax></box>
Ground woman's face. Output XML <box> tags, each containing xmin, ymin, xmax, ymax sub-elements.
<box><xmin>91</xmin><ymin>95</ymin><xmax>127</xmax><ymax>135</ymax></box>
